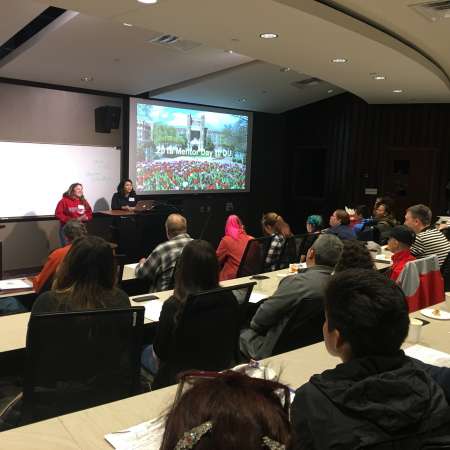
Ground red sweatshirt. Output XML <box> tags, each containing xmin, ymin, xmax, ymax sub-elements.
<box><xmin>55</xmin><ymin>195</ymin><xmax>93</xmax><ymax>225</ymax></box>
<box><xmin>390</xmin><ymin>249</ymin><xmax>416</xmax><ymax>282</ymax></box>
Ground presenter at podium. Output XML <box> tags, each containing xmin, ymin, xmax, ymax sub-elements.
<box><xmin>111</xmin><ymin>178</ymin><xmax>137</xmax><ymax>211</ymax></box>
<box><xmin>55</xmin><ymin>182</ymin><xmax>93</xmax><ymax>245</ymax></box>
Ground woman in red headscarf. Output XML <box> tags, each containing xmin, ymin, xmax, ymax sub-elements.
<box><xmin>216</xmin><ymin>215</ymin><xmax>253</xmax><ymax>281</ymax></box>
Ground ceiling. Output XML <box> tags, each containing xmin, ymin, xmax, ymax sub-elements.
<box><xmin>0</xmin><ymin>0</ymin><xmax>450</xmax><ymax>112</ymax></box>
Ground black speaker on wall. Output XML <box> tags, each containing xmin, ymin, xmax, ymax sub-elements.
<box><xmin>95</xmin><ymin>106</ymin><xmax>121</xmax><ymax>133</ymax></box>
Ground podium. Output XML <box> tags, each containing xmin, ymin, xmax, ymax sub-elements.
<box><xmin>99</xmin><ymin>210</ymin><xmax>169</xmax><ymax>260</ymax></box>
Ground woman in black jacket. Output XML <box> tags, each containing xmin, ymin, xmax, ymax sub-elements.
<box><xmin>111</xmin><ymin>179</ymin><xmax>137</xmax><ymax>211</ymax></box>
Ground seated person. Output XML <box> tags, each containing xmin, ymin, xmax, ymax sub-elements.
<box><xmin>351</xmin><ymin>204</ymin><xmax>370</xmax><ymax>233</ymax></box>
<box><xmin>299</xmin><ymin>215</ymin><xmax>323</xmax><ymax>262</ymax></box>
<box><xmin>261</xmin><ymin>212</ymin><xmax>293</xmax><ymax>271</ymax></box>
<box><xmin>111</xmin><ymin>178</ymin><xmax>137</xmax><ymax>211</ymax></box>
<box><xmin>291</xmin><ymin>269</ymin><xmax>450</xmax><ymax>449</ymax></box>
<box><xmin>324</xmin><ymin>209</ymin><xmax>355</xmax><ymax>240</ymax></box>
<box><xmin>405</xmin><ymin>204</ymin><xmax>450</xmax><ymax>267</ymax></box>
<box><xmin>135</xmin><ymin>214</ymin><xmax>192</xmax><ymax>292</ymax></box>
<box><xmin>32</xmin><ymin>235</ymin><xmax>130</xmax><ymax>313</ymax></box>
<box><xmin>387</xmin><ymin>225</ymin><xmax>416</xmax><ymax>282</ymax></box>
<box><xmin>141</xmin><ymin>240</ymin><xmax>236</xmax><ymax>385</ymax></box>
<box><xmin>373</xmin><ymin>201</ymin><xmax>397</xmax><ymax>244</ymax></box>
<box><xmin>334</xmin><ymin>240</ymin><xmax>375</xmax><ymax>272</ymax></box>
<box><xmin>32</xmin><ymin>220</ymin><xmax>87</xmax><ymax>294</ymax></box>
<box><xmin>159</xmin><ymin>371</ymin><xmax>293</xmax><ymax>450</ymax></box>
<box><xmin>240</xmin><ymin>234</ymin><xmax>343</xmax><ymax>360</ymax></box>
<box><xmin>216</xmin><ymin>215</ymin><xmax>253</xmax><ymax>281</ymax></box>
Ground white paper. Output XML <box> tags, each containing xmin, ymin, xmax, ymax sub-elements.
<box><xmin>249</xmin><ymin>292</ymin><xmax>268</xmax><ymax>304</ymax></box>
<box><xmin>105</xmin><ymin>417</ymin><xmax>164</xmax><ymax>450</ymax></box>
<box><xmin>144</xmin><ymin>300</ymin><xmax>164</xmax><ymax>321</ymax></box>
<box><xmin>0</xmin><ymin>279</ymin><xmax>31</xmax><ymax>290</ymax></box>
<box><xmin>404</xmin><ymin>344</ymin><xmax>450</xmax><ymax>367</ymax></box>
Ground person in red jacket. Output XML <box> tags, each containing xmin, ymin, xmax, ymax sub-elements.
<box><xmin>216</xmin><ymin>215</ymin><xmax>253</xmax><ymax>281</ymax></box>
<box><xmin>387</xmin><ymin>225</ymin><xmax>416</xmax><ymax>282</ymax></box>
<box><xmin>55</xmin><ymin>183</ymin><xmax>92</xmax><ymax>245</ymax></box>
<box><xmin>32</xmin><ymin>220</ymin><xmax>87</xmax><ymax>293</ymax></box>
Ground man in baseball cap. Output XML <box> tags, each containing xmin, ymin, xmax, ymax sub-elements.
<box><xmin>387</xmin><ymin>225</ymin><xmax>416</xmax><ymax>282</ymax></box>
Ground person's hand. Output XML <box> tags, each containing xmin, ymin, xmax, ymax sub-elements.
<box><xmin>122</xmin><ymin>205</ymin><xmax>131</xmax><ymax>211</ymax></box>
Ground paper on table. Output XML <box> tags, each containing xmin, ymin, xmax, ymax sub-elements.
<box><xmin>249</xmin><ymin>292</ymin><xmax>268</xmax><ymax>304</ymax></box>
<box><xmin>0</xmin><ymin>279</ymin><xmax>31</xmax><ymax>290</ymax></box>
<box><xmin>144</xmin><ymin>300</ymin><xmax>164</xmax><ymax>322</ymax></box>
<box><xmin>105</xmin><ymin>417</ymin><xmax>164</xmax><ymax>450</ymax></box>
<box><xmin>404</xmin><ymin>344</ymin><xmax>450</xmax><ymax>367</ymax></box>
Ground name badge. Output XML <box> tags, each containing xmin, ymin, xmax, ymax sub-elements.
<box><xmin>77</xmin><ymin>205</ymin><xmax>85</xmax><ymax>214</ymax></box>
<box><xmin>129</xmin><ymin>197</ymin><xmax>135</xmax><ymax>202</ymax></box>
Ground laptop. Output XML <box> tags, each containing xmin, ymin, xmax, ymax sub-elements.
<box><xmin>134</xmin><ymin>200</ymin><xmax>155</xmax><ymax>212</ymax></box>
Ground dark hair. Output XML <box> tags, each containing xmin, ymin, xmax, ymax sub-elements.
<box><xmin>374</xmin><ymin>196</ymin><xmax>395</xmax><ymax>216</ymax></box>
<box><xmin>174</xmin><ymin>240</ymin><xmax>219</xmax><ymax>307</ymax></box>
<box><xmin>334</xmin><ymin>241</ymin><xmax>375</xmax><ymax>273</ymax></box>
<box><xmin>53</xmin><ymin>235</ymin><xmax>116</xmax><ymax>309</ymax></box>
<box><xmin>355</xmin><ymin>205</ymin><xmax>369</xmax><ymax>219</ymax></box>
<box><xmin>325</xmin><ymin>269</ymin><xmax>409</xmax><ymax>358</ymax></box>
<box><xmin>63</xmin><ymin>182</ymin><xmax>85</xmax><ymax>200</ymax></box>
<box><xmin>376</xmin><ymin>202</ymin><xmax>393</xmax><ymax>217</ymax></box>
<box><xmin>160</xmin><ymin>371</ymin><xmax>293</xmax><ymax>450</ymax></box>
<box><xmin>335</xmin><ymin>209</ymin><xmax>350</xmax><ymax>225</ymax></box>
<box><xmin>116</xmin><ymin>178</ymin><xmax>136</xmax><ymax>197</ymax></box>
<box><xmin>407</xmin><ymin>204</ymin><xmax>432</xmax><ymax>226</ymax></box>
<box><xmin>261</xmin><ymin>212</ymin><xmax>293</xmax><ymax>239</ymax></box>
<box><xmin>62</xmin><ymin>220</ymin><xmax>87</xmax><ymax>241</ymax></box>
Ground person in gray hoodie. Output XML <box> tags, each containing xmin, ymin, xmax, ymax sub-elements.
<box><xmin>240</xmin><ymin>234</ymin><xmax>343</xmax><ymax>360</ymax></box>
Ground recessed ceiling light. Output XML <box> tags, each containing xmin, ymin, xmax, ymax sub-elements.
<box><xmin>373</xmin><ymin>75</ymin><xmax>386</xmax><ymax>80</ymax></box>
<box><xmin>393</xmin><ymin>89</ymin><xmax>403</xmax><ymax>93</ymax></box>
<box><xmin>226</xmin><ymin>49</ymin><xmax>234</xmax><ymax>54</ymax></box>
<box><xmin>238</xmin><ymin>98</ymin><xmax>247</xmax><ymax>102</ymax></box>
<box><xmin>137</xmin><ymin>0</ymin><xmax>158</xmax><ymax>3</ymax></box>
<box><xmin>280</xmin><ymin>67</ymin><xmax>291</xmax><ymax>72</ymax></box>
<box><xmin>332</xmin><ymin>58</ymin><xmax>347</xmax><ymax>63</ymax></box>
<box><xmin>123</xmin><ymin>22</ymin><xmax>133</xmax><ymax>27</ymax></box>
<box><xmin>260</xmin><ymin>33</ymin><xmax>278</xmax><ymax>39</ymax></box>
<box><xmin>81</xmin><ymin>76</ymin><xmax>93</xmax><ymax>82</ymax></box>
<box><xmin>327</xmin><ymin>89</ymin><xmax>334</xmax><ymax>93</ymax></box>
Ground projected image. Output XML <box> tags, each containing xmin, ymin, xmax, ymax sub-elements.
<box><xmin>135</xmin><ymin>103</ymin><xmax>249</xmax><ymax>192</ymax></box>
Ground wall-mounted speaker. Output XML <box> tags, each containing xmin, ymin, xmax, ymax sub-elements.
<box><xmin>95</xmin><ymin>106</ymin><xmax>121</xmax><ymax>133</ymax></box>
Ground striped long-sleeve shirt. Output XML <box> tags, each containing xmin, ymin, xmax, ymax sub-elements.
<box><xmin>410</xmin><ymin>227</ymin><xmax>450</xmax><ymax>267</ymax></box>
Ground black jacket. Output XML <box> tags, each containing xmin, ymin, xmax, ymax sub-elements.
<box><xmin>292</xmin><ymin>353</ymin><xmax>450</xmax><ymax>449</ymax></box>
<box><xmin>111</xmin><ymin>191</ymin><xmax>137</xmax><ymax>210</ymax></box>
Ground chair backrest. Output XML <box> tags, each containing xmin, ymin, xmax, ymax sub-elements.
<box><xmin>277</xmin><ymin>234</ymin><xmax>307</xmax><ymax>269</ymax></box>
<box><xmin>153</xmin><ymin>283</ymin><xmax>254</xmax><ymax>389</ymax></box>
<box><xmin>440</xmin><ymin>250</ymin><xmax>450</xmax><ymax>291</ymax></box>
<box><xmin>397</xmin><ymin>255</ymin><xmax>444</xmax><ymax>312</ymax></box>
<box><xmin>271</xmin><ymin>297</ymin><xmax>325</xmax><ymax>356</ymax></box>
<box><xmin>22</xmin><ymin>306</ymin><xmax>145</xmax><ymax>423</ymax></box>
<box><xmin>114</xmin><ymin>253</ymin><xmax>126</xmax><ymax>284</ymax></box>
<box><xmin>357</xmin><ymin>225</ymin><xmax>381</xmax><ymax>243</ymax></box>
<box><xmin>236</xmin><ymin>236</ymin><xmax>273</xmax><ymax>277</ymax></box>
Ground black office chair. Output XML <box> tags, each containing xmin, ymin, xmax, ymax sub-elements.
<box><xmin>5</xmin><ymin>306</ymin><xmax>145</xmax><ymax>426</ymax></box>
<box><xmin>236</xmin><ymin>236</ymin><xmax>273</xmax><ymax>277</ymax></box>
<box><xmin>277</xmin><ymin>234</ymin><xmax>307</xmax><ymax>269</ymax></box>
<box><xmin>152</xmin><ymin>283</ymin><xmax>254</xmax><ymax>390</ymax></box>
<box><xmin>271</xmin><ymin>297</ymin><xmax>325</xmax><ymax>356</ymax></box>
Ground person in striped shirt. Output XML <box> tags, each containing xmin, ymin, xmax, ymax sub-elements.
<box><xmin>404</xmin><ymin>204</ymin><xmax>450</xmax><ymax>267</ymax></box>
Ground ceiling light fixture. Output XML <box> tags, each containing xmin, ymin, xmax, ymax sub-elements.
<box><xmin>332</xmin><ymin>58</ymin><xmax>347</xmax><ymax>63</ymax></box>
<box><xmin>373</xmin><ymin>75</ymin><xmax>386</xmax><ymax>80</ymax></box>
<box><xmin>81</xmin><ymin>76</ymin><xmax>93</xmax><ymax>82</ymax></box>
<box><xmin>260</xmin><ymin>33</ymin><xmax>278</xmax><ymax>39</ymax></box>
<box><xmin>393</xmin><ymin>89</ymin><xmax>403</xmax><ymax>93</ymax></box>
<box><xmin>327</xmin><ymin>89</ymin><xmax>334</xmax><ymax>93</ymax></box>
<box><xmin>123</xmin><ymin>22</ymin><xmax>133</xmax><ymax>27</ymax></box>
<box><xmin>138</xmin><ymin>0</ymin><xmax>158</xmax><ymax>4</ymax></box>
<box><xmin>226</xmin><ymin>50</ymin><xmax>234</xmax><ymax>54</ymax></box>
<box><xmin>280</xmin><ymin>67</ymin><xmax>291</xmax><ymax>72</ymax></box>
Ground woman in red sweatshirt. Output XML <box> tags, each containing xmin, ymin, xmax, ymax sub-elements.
<box><xmin>55</xmin><ymin>183</ymin><xmax>92</xmax><ymax>245</ymax></box>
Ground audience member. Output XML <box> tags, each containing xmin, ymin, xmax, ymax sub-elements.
<box><xmin>216</xmin><ymin>215</ymin><xmax>253</xmax><ymax>281</ymax></box>
<box><xmin>351</xmin><ymin>204</ymin><xmax>370</xmax><ymax>233</ymax></box>
<box><xmin>141</xmin><ymin>240</ymin><xmax>232</xmax><ymax>381</ymax></box>
<box><xmin>387</xmin><ymin>225</ymin><xmax>416</xmax><ymax>282</ymax></box>
<box><xmin>32</xmin><ymin>220</ymin><xmax>87</xmax><ymax>294</ymax></box>
<box><xmin>373</xmin><ymin>201</ymin><xmax>397</xmax><ymax>244</ymax></box>
<box><xmin>160</xmin><ymin>370</ymin><xmax>293</xmax><ymax>450</ymax></box>
<box><xmin>299</xmin><ymin>215</ymin><xmax>323</xmax><ymax>262</ymax></box>
<box><xmin>32</xmin><ymin>236</ymin><xmax>130</xmax><ymax>314</ymax></box>
<box><xmin>261</xmin><ymin>212</ymin><xmax>293</xmax><ymax>271</ymax></box>
<box><xmin>405</xmin><ymin>204</ymin><xmax>450</xmax><ymax>266</ymax></box>
<box><xmin>292</xmin><ymin>269</ymin><xmax>450</xmax><ymax>449</ymax></box>
<box><xmin>135</xmin><ymin>214</ymin><xmax>192</xmax><ymax>292</ymax></box>
<box><xmin>334</xmin><ymin>240</ymin><xmax>375</xmax><ymax>272</ymax></box>
<box><xmin>324</xmin><ymin>209</ymin><xmax>355</xmax><ymax>240</ymax></box>
<box><xmin>240</xmin><ymin>234</ymin><xmax>343</xmax><ymax>360</ymax></box>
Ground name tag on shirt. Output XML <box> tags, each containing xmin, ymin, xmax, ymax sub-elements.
<box><xmin>129</xmin><ymin>197</ymin><xmax>135</xmax><ymax>202</ymax></box>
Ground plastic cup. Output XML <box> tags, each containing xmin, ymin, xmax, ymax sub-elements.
<box><xmin>407</xmin><ymin>318</ymin><xmax>423</xmax><ymax>343</ymax></box>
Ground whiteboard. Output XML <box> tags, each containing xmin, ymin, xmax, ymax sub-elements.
<box><xmin>0</xmin><ymin>142</ymin><xmax>121</xmax><ymax>218</ymax></box>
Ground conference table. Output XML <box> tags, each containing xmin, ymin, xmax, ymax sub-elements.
<box><xmin>0</xmin><ymin>299</ymin><xmax>448</xmax><ymax>449</ymax></box>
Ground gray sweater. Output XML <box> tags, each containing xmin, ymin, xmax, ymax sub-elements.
<box><xmin>240</xmin><ymin>265</ymin><xmax>333</xmax><ymax>359</ymax></box>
